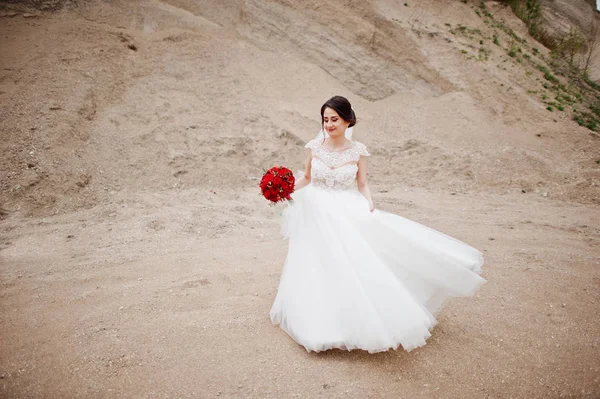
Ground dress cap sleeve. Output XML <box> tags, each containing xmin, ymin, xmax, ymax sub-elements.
<box><xmin>355</xmin><ymin>141</ymin><xmax>370</xmax><ymax>156</ymax></box>
<box><xmin>305</xmin><ymin>138</ymin><xmax>320</xmax><ymax>150</ymax></box>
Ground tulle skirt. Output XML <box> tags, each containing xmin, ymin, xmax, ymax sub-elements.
<box><xmin>269</xmin><ymin>184</ymin><xmax>485</xmax><ymax>353</ymax></box>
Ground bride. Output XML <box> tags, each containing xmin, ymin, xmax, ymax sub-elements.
<box><xmin>269</xmin><ymin>95</ymin><xmax>485</xmax><ymax>353</ymax></box>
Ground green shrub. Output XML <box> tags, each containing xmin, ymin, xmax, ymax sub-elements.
<box><xmin>544</xmin><ymin>72</ymin><xmax>559</xmax><ymax>84</ymax></box>
<box><xmin>585</xmin><ymin>77</ymin><xmax>600</xmax><ymax>91</ymax></box>
<box><xmin>590</xmin><ymin>102</ymin><xmax>600</xmax><ymax>117</ymax></box>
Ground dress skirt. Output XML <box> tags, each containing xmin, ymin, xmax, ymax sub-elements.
<box><xmin>269</xmin><ymin>184</ymin><xmax>485</xmax><ymax>353</ymax></box>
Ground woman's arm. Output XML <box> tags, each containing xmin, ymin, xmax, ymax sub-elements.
<box><xmin>357</xmin><ymin>155</ymin><xmax>374</xmax><ymax>212</ymax></box>
<box><xmin>294</xmin><ymin>150</ymin><xmax>312</xmax><ymax>191</ymax></box>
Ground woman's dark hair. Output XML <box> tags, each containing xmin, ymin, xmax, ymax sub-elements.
<box><xmin>320</xmin><ymin>95</ymin><xmax>357</xmax><ymax>128</ymax></box>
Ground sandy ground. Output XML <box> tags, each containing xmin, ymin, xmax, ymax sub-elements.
<box><xmin>1</xmin><ymin>0</ymin><xmax>600</xmax><ymax>398</ymax></box>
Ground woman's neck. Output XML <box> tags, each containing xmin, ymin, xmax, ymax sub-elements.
<box><xmin>326</xmin><ymin>135</ymin><xmax>350</xmax><ymax>149</ymax></box>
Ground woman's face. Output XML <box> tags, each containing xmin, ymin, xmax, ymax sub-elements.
<box><xmin>322</xmin><ymin>107</ymin><xmax>350</xmax><ymax>139</ymax></box>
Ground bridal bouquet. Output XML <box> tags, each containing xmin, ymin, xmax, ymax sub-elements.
<box><xmin>260</xmin><ymin>166</ymin><xmax>295</xmax><ymax>204</ymax></box>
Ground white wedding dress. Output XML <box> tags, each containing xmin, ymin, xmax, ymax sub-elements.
<box><xmin>269</xmin><ymin>138</ymin><xmax>485</xmax><ymax>353</ymax></box>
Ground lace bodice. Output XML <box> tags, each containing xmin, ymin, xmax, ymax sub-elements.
<box><xmin>305</xmin><ymin>138</ymin><xmax>370</xmax><ymax>190</ymax></box>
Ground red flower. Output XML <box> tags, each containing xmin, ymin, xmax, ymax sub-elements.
<box><xmin>259</xmin><ymin>166</ymin><xmax>295</xmax><ymax>204</ymax></box>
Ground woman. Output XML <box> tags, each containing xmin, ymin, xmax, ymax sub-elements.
<box><xmin>269</xmin><ymin>95</ymin><xmax>485</xmax><ymax>353</ymax></box>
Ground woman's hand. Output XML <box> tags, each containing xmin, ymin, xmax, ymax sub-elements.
<box><xmin>368</xmin><ymin>201</ymin><xmax>375</xmax><ymax>213</ymax></box>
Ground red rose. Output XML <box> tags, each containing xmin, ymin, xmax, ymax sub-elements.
<box><xmin>260</xmin><ymin>166</ymin><xmax>295</xmax><ymax>204</ymax></box>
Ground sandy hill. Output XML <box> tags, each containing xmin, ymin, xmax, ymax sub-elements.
<box><xmin>1</xmin><ymin>0</ymin><xmax>599</xmax><ymax>217</ymax></box>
